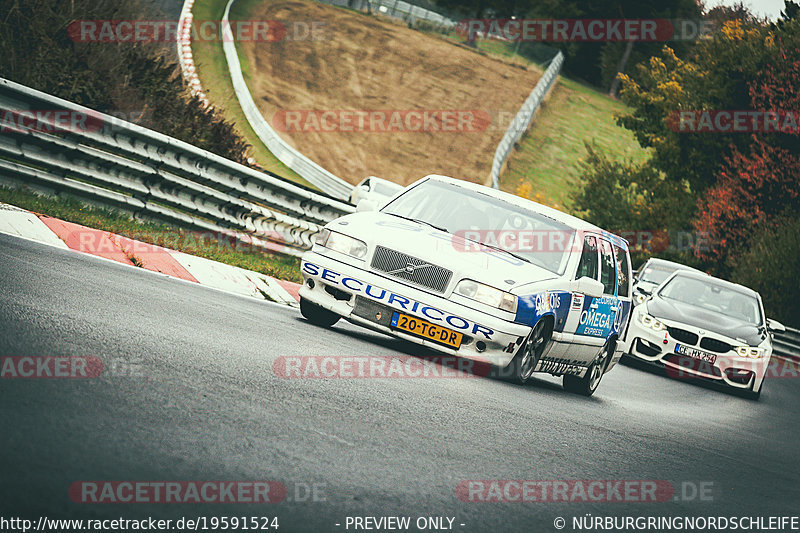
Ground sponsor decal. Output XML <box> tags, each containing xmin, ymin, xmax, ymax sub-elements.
<box><xmin>577</xmin><ymin>296</ymin><xmax>618</xmax><ymax>338</ymax></box>
<box><xmin>514</xmin><ymin>290</ymin><xmax>571</xmax><ymax>330</ymax></box>
<box><xmin>301</xmin><ymin>261</ymin><xmax>495</xmax><ymax>339</ymax></box>
<box><xmin>571</xmin><ymin>294</ymin><xmax>584</xmax><ymax>311</ymax></box>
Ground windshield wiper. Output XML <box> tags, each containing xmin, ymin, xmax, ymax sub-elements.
<box><xmin>386</xmin><ymin>213</ymin><xmax>449</xmax><ymax>234</ymax></box>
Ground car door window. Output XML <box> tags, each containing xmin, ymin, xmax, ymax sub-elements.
<box><xmin>575</xmin><ymin>235</ymin><xmax>599</xmax><ymax>280</ymax></box>
<box><xmin>613</xmin><ymin>244</ymin><xmax>630</xmax><ymax>298</ymax></box>
<box><xmin>599</xmin><ymin>239</ymin><xmax>616</xmax><ymax>295</ymax></box>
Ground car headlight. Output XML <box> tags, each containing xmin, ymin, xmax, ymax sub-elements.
<box><xmin>455</xmin><ymin>279</ymin><xmax>517</xmax><ymax>313</ymax></box>
<box><xmin>315</xmin><ymin>229</ymin><xmax>367</xmax><ymax>259</ymax></box>
<box><xmin>736</xmin><ymin>346</ymin><xmax>764</xmax><ymax>358</ymax></box>
<box><xmin>634</xmin><ymin>292</ymin><xmax>647</xmax><ymax>304</ymax></box>
<box><xmin>641</xmin><ymin>313</ymin><xmax>666</xmax><ymax>331</ymax></box>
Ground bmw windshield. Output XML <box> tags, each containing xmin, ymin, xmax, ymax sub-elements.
<box><xmin>659</xmin><ymin>274</ymin><xmax>763</xmax><ymax>326</ymax></box>
<box><xmin>381</xmin><ymin>179</ymin><xmax>576</xmax><ymax>275</ymax></box>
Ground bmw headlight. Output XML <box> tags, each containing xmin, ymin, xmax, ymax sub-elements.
<box><xmin>641</xmin><ymin>313</ymin><xmax>666</xmax><ymax>331</ymax></box>
<box><xmin>455</xmin><ymin>279</ymin><xmax>517</xmax><ymax>313</ymax></box>
<box><xmin>736</xmin><ymin>346</ymin><xmax>764</xmax><ymax>358</ymax></box>
<box><xmin>314</xmin><ymin>229</ymin><xmax>367</xmax><ymax>259</ymax></box>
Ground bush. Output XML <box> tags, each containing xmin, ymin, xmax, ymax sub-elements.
<box><xmin>571</xmin><ymin>143</ymin><xmax>693</xmax><ymax>233</ymax></box>
<box><xmin>729</xmin><ymin>214</ymin><xmax>800</xmax><ymax>326</ymax></box>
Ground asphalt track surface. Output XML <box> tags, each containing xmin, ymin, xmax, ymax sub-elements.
<box><xmin>1</xmin><ymin>232</ymin><xmax>799</xmax><ymax>532</ymax></box>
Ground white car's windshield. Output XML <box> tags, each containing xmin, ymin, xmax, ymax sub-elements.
<box><xmin>372</xmin><ymin>180</ymin><xmax>402</xmax><ymax>196</ymax></box>
<box><xmin>659</xmin><ymin>274</ymin><xmax>763</xmax><ymax>325</ymax></box>
<box><xmin>640</xmin><ymin>264</ymin><xmax>681</xmax><ymax>284</ymax></box>
<box><xmin>381</xmin><ymin>179</ymin><xmax>576</xmax><ymax>274</ymax></box>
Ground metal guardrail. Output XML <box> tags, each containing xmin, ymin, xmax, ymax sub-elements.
<box><xmin>774</xmin><ymin>326</ymin><xmax>800</xmax><ymax>362</ymax></box>
<box><xmin>491</xmin><ymin>51</ymin><xmax>564</xmax><ymax>189</ymax></box>
<box><xmin>222</xmin><ymin>0</ymin><xmax>354</xmax><ymax>201</ymax></box>
<box><xmin>318</xmin><ymin>0</ymin><xmax>457</xmax><ymax>29</ymax></box>
<box><xmin>0</xmin><ymin>77</ymin><xmax>354</xmax><ymax>257</ymax></box>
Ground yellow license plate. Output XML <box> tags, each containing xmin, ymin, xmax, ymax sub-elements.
<box><xmin>390</xmin><ymin>312</ymin><xmax>462</xmax><ymax>348</ymax></box>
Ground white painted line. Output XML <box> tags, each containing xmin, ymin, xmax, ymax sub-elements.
<box><xmin>0</xmin><ymin>203</ymin><xmax>69</xmax><ymax>249</ymax></box>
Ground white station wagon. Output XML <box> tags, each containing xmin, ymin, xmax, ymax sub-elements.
<box><xmin>299</xmin><ymin>175</ymin><xmax>633</xmax><ymax>396</ymax></box>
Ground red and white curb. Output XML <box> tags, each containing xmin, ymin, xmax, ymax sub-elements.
<box><xmin>0</xmin><ymin>203</ymin><xmax>301</xmax><ymax>307</ymax></box>
<box><xmin>177</xmin><ymin>0</ymin><xmax>209</xmax><ymax>106</ymax></box>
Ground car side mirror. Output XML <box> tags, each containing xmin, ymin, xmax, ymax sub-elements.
<box><xmin>575</xmin><ymin>276</ymin><xmax>604</xmax><ymax>299</ymax></box>
<box><xmin>767</xmin><ymin>318</ymin><xmax>786</xmax><ymax>334</ymax></box>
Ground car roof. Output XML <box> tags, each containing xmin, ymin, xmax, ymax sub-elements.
<box><xmin>643</xmin><ymin>257</ymin><xmax>701</xmax><ymax>271</ymax></box>
<box><xmin>668</xmin><ymin>269</ymin><xmax>760</xmax><ymax>298</ymax></box>
<box><xmin>423</xmin><ymin>175</ymin><xmax>629</xmax><ymax>248</ymax></box>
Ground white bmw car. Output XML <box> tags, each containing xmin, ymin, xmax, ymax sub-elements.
<box><xmin>298</xmin><ymin>175</ymin><xmax>634</xmax><ymax>396</ymax></box>
<box><xmin>622</xmin><ymin>270</ymin><xmax>786</xmax><ymax>399</ymax></box>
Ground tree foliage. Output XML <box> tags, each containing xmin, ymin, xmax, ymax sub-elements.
<box><xmin>695</xmin><ymin>23</ymin><xmax>800</xmax><ymax>269</ymax></box>
<box><xmin>0</xmin><ymin>0</ymin><xmax>250</xmax><ymax>165</ymax></box>
<box><xmin>571</xmin><ymin>143</ymin><xmax>692</xmax><ymax>232</ymax></box>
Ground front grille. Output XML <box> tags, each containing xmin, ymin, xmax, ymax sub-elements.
<box><xmin>699</xmin><ymin>337</ymin><xmax>733</xmax><ymax>353</ymax></box>
<box><xmin>370</xmin><ymin>245</ymin><xmax>452</xmax><ymax>293</ymax></box>
<box><xmin>668</xmin><ymin>327</ymin><xmax>699</xmax><ymax>346</ymax></box>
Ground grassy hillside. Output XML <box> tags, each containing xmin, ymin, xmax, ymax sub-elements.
<box><xmin>234</xmin><ymin>0</ymin><xmax>541</xmax><ymax>185</ymax></box>
<box><xmin>500</xmin><ymin>76</ymin><xmax>649</xmax><ymax>210</ymax></box>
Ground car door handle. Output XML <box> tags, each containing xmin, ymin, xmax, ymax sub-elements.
<box><xmin>610</xmin><ymin>306</ymin><xmax>619</xmax><ymax>311</ymax></box>
<box><xmin>590</xmin><ymin>302</ymin><xmax>599</xmax><ymax>309</ymax></box>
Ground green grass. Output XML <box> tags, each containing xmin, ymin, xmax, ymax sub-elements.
<box><xmin>500</xmin><ymin>76</ymin><xmax>650</xmax><ymax>211</ymax></box>
<box><xmin>0</xmin><ymin>186</ymin><xmax>303</xmax><ymax>283</ymax></box>
<box><xmin>190</xmin><ymin>0</ymin><xmax>311</xmax><ymax>188</ymax></box>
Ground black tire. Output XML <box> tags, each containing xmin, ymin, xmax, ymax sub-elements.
<box><xmin>300</xmin><ymin>297</ymin><xmax>340</xmax><ymax>327</ymax></box>
<box><xmin>507</xmin><ymin>319</ymin><xmax>551</xmax><ymax>385</ymax></box>
<box><xmin>563</xmin><ymin>341</ymin><xmax>614</xmax><ymax>397</ymax></box>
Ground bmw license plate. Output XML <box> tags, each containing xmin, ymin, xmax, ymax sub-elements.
<box><xmin>391</xmin><ymin>312</ymin><xmax>462</xmax><ymax>348</ymax></box>
<box><xmin>675</xmin><ymin>343</ymin><xmax>717</xmax><ymax>364</ymax></box>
